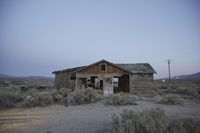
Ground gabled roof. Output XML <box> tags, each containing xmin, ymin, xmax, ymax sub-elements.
<box><xmin>74</xmin><ymin>59</ymin><xmax>131</xmax><ymax>73</ymax></box>
<box><xmin>115</xmin><ymin>63</ymin><xmax>157</xmax><ymax>74</ymax></box>
<box><xmin>52</xmin><ymin>59</ymin><xmax>157</xmax><ymax>74</ymax></box>
<box><xmin>52</xmin><ymin>66</ymin><xmax>87</xmax><ymax>74</ymax></box>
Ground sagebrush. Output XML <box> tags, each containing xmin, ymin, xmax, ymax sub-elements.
<box><xmin>67</xmin><ymin>87</ymin><xmax>102</xmax><ymax>105</ymax></box>
<box><xmin>160</xmin><ymin>94</ymin><xmax>183</xmax><ymax>105</ymax></box>
<box><xmin>105</xmin><ymin>93</ymin><xmax>138</xmax><ymax>105</ymax></box>
<box><xmin>112</xmin><ymin>108</ymin><xmax>200</xmax><ymax>133</ymax></box>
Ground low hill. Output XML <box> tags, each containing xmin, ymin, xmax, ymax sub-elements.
<box><xmin>173</xmin><ymin>72</ymin><xmax>200</xmax><ymax>80</ymax></box>
<box><xmin>0</xmin><ymin>74</ymin><xmax>54</xmax><ymax>80</ymax></box>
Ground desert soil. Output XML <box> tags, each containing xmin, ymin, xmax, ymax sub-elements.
<box><xmin>0</xmin><ymin>98</ymin><xmax>200</xmax><ymax>133</ymax></box>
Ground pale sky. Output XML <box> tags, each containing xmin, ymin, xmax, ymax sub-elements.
<box><xmin>0</xmin><ymin>0</ymin><xmax>200</xmax><ymax>78</ymax></box>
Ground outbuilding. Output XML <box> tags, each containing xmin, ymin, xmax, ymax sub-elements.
<box><xmin>52</xmin><ymin>59</ymin><xmax>156</xmax><ymax>96</ymax></box>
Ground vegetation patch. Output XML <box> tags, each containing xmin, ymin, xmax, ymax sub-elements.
<box><xmin>154</xmin><ymin>80</ymin><xmax>200</xmax><ymax>99</ymax></box>
<box><xmin>112</xmin><ymin>108</ymin><xmax>200</xmax><ymax>133</ymax></box>
<box><xmin>67</xmin><ymin>87</ymin><xmax>102</xmax><ymax>105</ymax></box>
<box><xmin>0</xmin><ymin>92</ymin><xmax>23</xmax><ymax>108</ymax></box>
<box><xmin>58</xmin><ymin>88</ymin><xmax>72</xmax><ymax>97</ymax></box>
<box><xmin>105</xmin><ymin>93</ymin><xmax>138</xmax><ymax>105</ymax></box>
<box><xmin>160</xmin><ymin>94</ymin><xmax>183</xmax><ymax>105</ymax></box>
<box><xmin>23</xmin><ymin>92</ymin><xmax>54</xmax><ymax>107</ymax></box>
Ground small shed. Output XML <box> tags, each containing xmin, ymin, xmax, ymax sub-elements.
<box><xmin>52</xmin><ymin>59</ymin><xmax>156</xmax><ymax>97</ymax></box>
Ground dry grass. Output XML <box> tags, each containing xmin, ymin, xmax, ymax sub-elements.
<box><xmin>105</xmin><ymin>93</ymin><xmax>138</xmax><ymax>105</ymax></box>
<box><xmin>154</xmin><ymin>80</ymin><xmax>200</xmax><ymax>99</ymax></box>
<box><xmin>67</xmin><ymin>87</ymin><xmax>102</xmax><ymax>105</ymax></box>
<box><xmin>0</xmin><ymin>92</ymin><xmax>23</xmax><ymax>108</ymax></box>
<box><xmin>112</xmin><ymin>108</ymin><xmax>200</xmax><ymax>133</ymax></box>
<box><xmin>160</xmin><ymin>94</ymin><xmax>183</xmax><ymax>105</ymax></box>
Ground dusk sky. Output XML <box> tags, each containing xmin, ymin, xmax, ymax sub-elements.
<box><xmin>0</xmin><ymin>0</ymin><xmax>200</xmax><ymax>78</ymax></box>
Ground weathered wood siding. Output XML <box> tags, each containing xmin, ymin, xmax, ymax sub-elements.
<box><xmin>54</xmin><ymin>72</ymin><xmax>76</xmax><ymax>89</ymax></box>
<box><xmin>78</xmin><ymin>61</ymin><xmax>128</xmax><ymax>74</ymax></box>
<box><xmin>129</xmin><ymin>73</ymin><xmax>154</xmax><ymax>97</ymax></box>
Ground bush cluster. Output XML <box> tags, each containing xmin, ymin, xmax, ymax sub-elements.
<box><xmin>105</xmin><ymin>93</ymin><xmax>138</xmax><ymax>105</ymax></box>
<box><xmin>0</xmin><ymin>86</ymin><xmax>101</xmax><ymax>108</ymax></box>
<box><xmin>23</xmin><ymin>92</ymin><xmax>54</xmax><ymax>107</ymax></box>
<box><xmin>160</xmin><ymin>95</ymin><xmax>183</xmax><ymax>105</ymax></box>
<box><xmin>155</xmin><ymin>80</ymin><xmax>200</xmax><ymax>99</ymax></box>
<box><xmin>112</xmin><ymin>108</ymin><xmax>200</xmax><ymax>133</ymax></box>
<box><xmin>0</xmin><ymin>92</ymin><xmax>23</xmax><ymax>108</ymax></box>
<box><xmin>67</xmin><ymin>87</ymin><xmax>101</xmax><ymax>105</ymax></box>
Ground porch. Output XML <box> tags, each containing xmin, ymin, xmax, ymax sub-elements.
<box><xmin>75</xmin><ymin>73</ymin><xmax>130</xmax><ymax>95</ymax></box>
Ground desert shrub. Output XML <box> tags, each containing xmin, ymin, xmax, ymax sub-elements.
<box><xmin>167</xmin><ymin>118</ymin><xmax>200</xmax><ymax>133</ymax></box>
<box><xmin>37</xmin><ymin>92</ymin><xmax>54</xmax><ymax>107</ymax></box>
<box><xmin>159</xmin><ymin>84</ymin><xmax>169</xmax><ymax>90</ymax></box>
<box><xmin>21</xmin><ymin>86</ymin><xmax>29</xmax><ymax>92</ymax></box>
<box><xmin>23</xmin><ymin>92</ymin><xmax>54</xmax><ymax>107</ymax></box>
<box><xmin>54</xmin><ymin>94</ymin><xmax>63</xmax><ymax>103</ymax></box>
<box><xmin>176</xmin><ymin>87</ymin><xmax>199</xmax><ymax>97</ymax></box>
<box><xmin>61</xmin><ymin>97</ymin><xmax>69</xmax><ymax>106</ymax></box>
<box><xmin>160</xmin><ymin>95</ymin><xmax>183</xmax><ymax>105</ymax></box>
<box><xmin>68</xmin><ymin>88</ymin><xmax>100</xmax><ymax>105</ymax></box>
<box><xmin>0</xmin><ymin>92</ymin><xmax>23</xmax><ymax>108</ymax></box>
<box><xmin>23</xmin><ymin>95</ymin><xmax>39</xmax><ymax>107</ymax></box>
<box><xmin>106</xmin><ymin>93</ymin><xmax>127</xmax><ymax>105</ymax></box>
<box><xmin>85</xmin><ymin>87</ymin><xmax>98</xmax><ymax>102</ymax></box>
<box><xmin>106</xmin><ymin>93</ymin><xmax>137</xmax><ymax>105</ymax></box>
<box><xmin>68</xmin><ymin>89</ymin><xmax>85</xmax><ymax>105</ymax></box>
<box><xmin>58</xmin><ymin>88</ymin><xmax>72</xmax><ymax>97</ymax></box>
<box><xmin>112</xmin><ymin>108</ymin><xmax>169</xmax><ymax>133</ymax></box>
<box><xmin>112</xmin><ymin>108</ymin><xmax>200</xmax><ymax>133</ymax></box>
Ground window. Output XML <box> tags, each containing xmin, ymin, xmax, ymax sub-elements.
<box><xmin>91</xmin><ymin>76</ymin><xmax>97</xmax><ymax>84</ymax></box>
<box><xmin>113</xmin><ymin>76</ymin><xmax>119</xmax><ymax>88</ymax></box>
<box><xmin>70</xmin><ymin>76</ymin><xmax>76</xmax><ymax>80</ymax></box>
<box><xmin>91</xmin><ymin>76</ymin><xmax>98</xmax><ymax>88</ymax></box>
<box><xmin>101</xmin><ymin>64</ymin><xmax>106</xmax><ymax>71</ymax></box>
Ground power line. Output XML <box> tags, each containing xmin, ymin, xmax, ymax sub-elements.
<box><xmin>167</xmin><ymin>60</ymin><xmax>172</xmax><ymax>80</ymax></box>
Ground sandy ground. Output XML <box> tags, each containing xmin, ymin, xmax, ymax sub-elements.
<box><xmin>0</xmin><ymin>99</ymin><xmax>200</xmax><ymax>133</ymax></box>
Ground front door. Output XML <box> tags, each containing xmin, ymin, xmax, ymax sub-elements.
<box><xmin>103</xmin><ymin>76</ymin><xmax>113</xmax><ymax>95</ymax></box>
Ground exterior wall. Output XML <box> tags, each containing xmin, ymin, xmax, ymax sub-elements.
<box><xmin>54</xmin><ymin>72</ymin><xmax>76</xmax><ymax>89</ymax></box>
<box><xmin>78</xmin><ymin>61</ymin><xmax>127</xmax><ymax>74</ymax></box>
<box><xmin>76</xmin><ymin>73</ymin><xmax>130</xmax><ymax>94</ymax></box>
<box><xmin>129</xmin><ymin>73</ymin><xmax>154</xmax><ymax>97</ymax></box>
<box><xmin>76</xmin><ymin>62</ymin><xmax>130</xmax><ymax>94</ymax></box>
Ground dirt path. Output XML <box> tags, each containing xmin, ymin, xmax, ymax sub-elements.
<box><xmin>0</xmin><ymin>99</ymin><xmax>200</xmax><ymax>133</ymax></box>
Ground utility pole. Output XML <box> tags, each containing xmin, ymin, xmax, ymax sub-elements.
<box><xmin>167</xmin><ymin>60</ymin><xmax>172</xmax><ymax>80</ymax></box>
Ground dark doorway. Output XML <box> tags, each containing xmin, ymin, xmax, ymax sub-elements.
<box><xmin>113</xmin><ymin>74</ymin><xmax>129</xmax><ymax>93</ymax></box>
<box><xmin>91</xmin><ymin>76</ymin><xmax>97</xmax><ymax>88</ymax></box>
<box><xmin>100</xmin><ymin>80</ymin><xmax>103</xmax><ymax>89</ymax></box>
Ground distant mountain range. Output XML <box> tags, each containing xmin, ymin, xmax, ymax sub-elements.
<box><xmin>172</xmin><ymin>72</ymin><xmax>200</xmax><ymax>80</ymax></box>
<box><xmin>161</xmin><ymin>72</ymin><xmax>200</xmax><ymax>80</ymax></box>
<box><xmin>0</xmin><ymin>74</ymin><xmax>54</xmax><ymax>80</ymax></box>
<box><xmin>1</xmin><ymin>72</ymin><xmax>200</xmax><ymax>81</ymax></box>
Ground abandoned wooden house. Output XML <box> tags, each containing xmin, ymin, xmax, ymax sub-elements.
<box><xmin>52</xmin><ymin>59</ymin><xmax>156</xmax><ymax>96</ymax></box>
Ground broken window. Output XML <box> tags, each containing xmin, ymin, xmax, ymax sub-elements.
<box><xmin>113</xmin><ymin>76</ymin><xmax>119</xmax><ymax>88</ymax></box>
<box><xmin>70</xmin><ymin>76</ymin><xmax>76</xmax><ymax>80</ymax></box>
<box><xmin>91</xmin><ymin>76</ymin><xmax>97</xmax><ymax>88</ymax></box>
<box><xmin>101</xmin><ymin>64</ymin><xmax>106</xmax><ymax>71</ymax></box>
